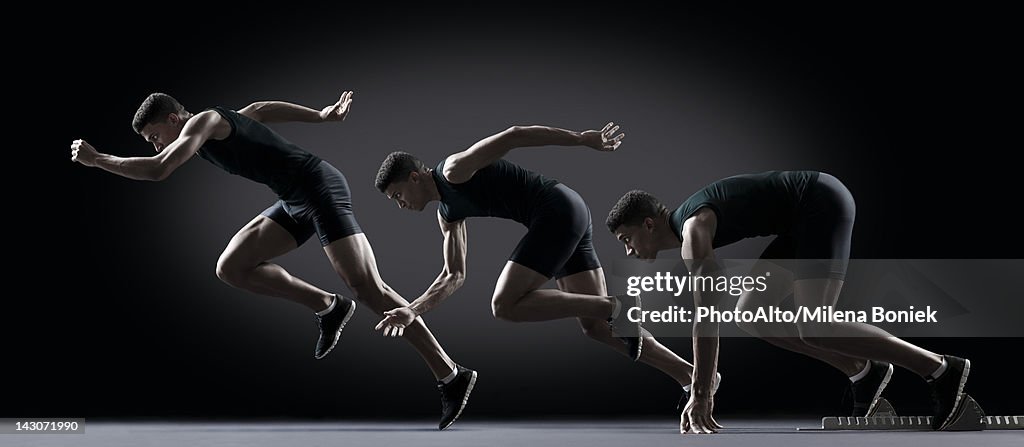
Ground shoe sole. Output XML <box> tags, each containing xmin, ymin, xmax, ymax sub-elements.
<box><xmin>865</xmin><ymin>363</ymin><xmax>894</xmax><ymax>416</ymax></box>
<box><xmin>937</xmin><ymin>358</ymin><xmax>971</xmax><ymax>431</ymax></box>
<box><xmin>440</xmin><ymin>371</ymin><xmax>477</xmax><ymax>431</ymax></box>
<box><xmin>314</xmin><ymin>299</ymin><xmax>356</xmax><ymax>360</ymax></box>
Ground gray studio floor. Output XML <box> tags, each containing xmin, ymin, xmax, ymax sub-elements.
<box><xmin>4</xmin><ymin>419</ymin><xmax>1022</xmax><ymax>447</ymax></box>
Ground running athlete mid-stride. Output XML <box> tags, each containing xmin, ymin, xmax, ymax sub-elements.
<box><xmin>374</xmin><ymin>123</ymin><xmax>718</xmax><ymax>412</ymax></box>
<box><xmin>70</xmin><ymin>91</ymin><xmax>475</xmax><ymax>430</ymax></box>
<box><xmin>606</xmin><ymin>171</ymin><xmax>971</xmax><ymax>434</ymax></box>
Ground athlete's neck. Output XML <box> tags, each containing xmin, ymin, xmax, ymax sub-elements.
<box><xmin>656</xmin><ymin>212</ymin><xmax>682</xmax><ymax>251</ymax></box>
<box><xmin>426</xmin><ymin>168</ymin><xmax>442</xmax><ymax>202</ymax></box>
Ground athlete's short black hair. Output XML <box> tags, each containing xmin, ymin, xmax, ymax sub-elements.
<box><xmin>376</xmin><ymin>151</ymin><xmax>427</xmax><ymax>192</ymax></box>
<box><xmin>606</xmin><ymin>190</ymin><xmax>669</xmax><ymax>232</ymax></box>
<box><xmin>133</xmin><ymin>93</ymin><xmax>185</xmax><ymax>133</ymax></box>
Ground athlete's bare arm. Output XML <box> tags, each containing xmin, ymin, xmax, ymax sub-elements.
<box><xmin>70</xmin><ymin>110</ymin><xmax>225</xmax><ymax>181</ymax></box>
<box><xmin>238</xmin><ymin>91</ymin><xmax>353</xmax><ymax>124</ymax></box>
<box><xmin>375</xmin><ymin>211</ymin><xmax>468</xmax><ymax>333</ymax></box>
<box><xmin>442</xmin><ymin>122</ymin><xmax>625</xmax><ymax>184</ymax></box>
<box><xmin>679</xmin><ymin>208</ymin><xmax>724</xmax><ymax>434</ymax></box>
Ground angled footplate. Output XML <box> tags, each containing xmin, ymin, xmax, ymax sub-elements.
<box><xmin>812</xmin><ymin>395</ymin><xmax>1023</xmax><ymax>431</ymax></box>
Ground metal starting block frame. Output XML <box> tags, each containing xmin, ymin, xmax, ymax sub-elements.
<box><xmin>802</xmin><ymin>395</ymin><xmax>1023</xmax><ymax>431</ymax></box>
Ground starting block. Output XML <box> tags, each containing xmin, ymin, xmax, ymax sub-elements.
<box><xmin>802</xmin><ymin>395</ymin><xmax>1023</xmax><ymax>431</ymax></box>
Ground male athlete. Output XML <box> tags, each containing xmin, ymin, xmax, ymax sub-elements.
<box><xmin>606</xmin><ymin>171</ymin><xmax>971</xmax><ymax>433</ymax></box>
<box><xmin>373</xmin><ymin>123</ymin><xmax>718</xmax><ymax>410</ymax></box>
<box><xmin>70</xmin><ymin>91</ymin><xmax>475</xmax><ymax>429</ymax></box>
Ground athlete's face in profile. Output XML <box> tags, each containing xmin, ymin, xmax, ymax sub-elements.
<box><xmin>614</xmin><ymin>219</ymin><xmax>658</xmax><ymax>261</ymax></box>
<box><xmin>384</xmin><ymin>172</ymin><xmax>429</xmax><ymax>211</ymax></box>
<box><xmin>139</xmin><ymin>113</ymin><xmax>186</xmax><ymax>153</ymax></box>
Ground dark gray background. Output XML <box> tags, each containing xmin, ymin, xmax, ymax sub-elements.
<box><xmin>23</xmin><ymin>4</ymin><xmax>1021</xmax><ymax>419</ymax></box>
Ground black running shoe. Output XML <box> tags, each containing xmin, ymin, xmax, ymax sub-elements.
<box><xmin>313</xmin><ymin>295</ymin><xmax>356</xmax><ymax>359</ymax></box>
<box><xmin>928</xmin><ymin>355</ymin><xmax>971</xmax><ymax>430</ymax></box>
<box><xmin>850</xmin><ymin>361</ymin><xmax>893</xmax><ymax>417</ymax></box>
<box><xmin>438</xmin><ymin>365</ymin><xmax>478</xmax><ymax>430</ymax></box>
<box><xmin>609</xmin><ymin>294</ymin><xmax>643</xmax><ymax>361</ymax></box>
<box><xmin>676</xmin><ymin>372</ymin><xmax>722</xmax><ymax>411</ymax></box>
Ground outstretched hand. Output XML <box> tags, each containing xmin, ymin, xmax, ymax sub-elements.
<box><xmin>321</xmin><ymin>91</ymin><xmax>354</xmax><ymax>122</ymax></box>
<box><xmin>375</xmin><ymin>306</ymin><xmax>417</xmax><ymax>337</ymax></box>
<box><xmin>70</xmin><ymin>139</ymin><xmax>99</xmax><ymax>167</ymax></box>
<box><xmin>680</xmin><ymin>395</ymin><xmax>723</xmax><ymax>434</ymax></box>
<box><xmin>581</xmin><ymin>122</ymin><xmax>625</xmax><ymax>151</ymax></box>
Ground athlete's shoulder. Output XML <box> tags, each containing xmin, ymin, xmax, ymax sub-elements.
<box><xmin>195</xmin><ymin>108</ymin><xmax>223</xmax><ymax>119</ymax></box>
<box><xmin>437</xmin><ymin>156</ymin><xmax>455</xmax><ymax>183</ymax></box>
<box><xmin>186</xmin><ymin>109</ymin><xmax>232</xmax><ymax>140</ymax></box>
<box><xmin>194</xmin><ymin>107</ymin><xmax>233</xmax><ymax>123</ymax></box>
<box><xmin>441</xmin><ymin>153</ymin><xmax>483</xmax><ymax>184</ymax></box>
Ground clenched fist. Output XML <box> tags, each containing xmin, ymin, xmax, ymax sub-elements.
<box><xmin>70</xmin><ymin>139</ymin><xmax>99</xmax><ymax>167</ymax></box>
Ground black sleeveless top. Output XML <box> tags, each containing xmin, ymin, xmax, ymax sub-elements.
<box><xmin>669</xmin><ymin>171</ymin><xmax>820</xmax><ymax>246</ymax></box>
<box><xmin>433</xmin><ymin>158</ymin><xmax>558</xmax><ymax>225</ymax></box>
<box><xmin>198</xmin><ymin>107</ymin><xmax>321</xmax><ymax>197</ymax></box>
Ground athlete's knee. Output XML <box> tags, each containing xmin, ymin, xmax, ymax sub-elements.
<box><xmin>343</xmin><ymin>270</ymin><xmax>386</xmax><ymax>300</ymax></box>
<box><xmin>490</xmin><ymin>301</ymin><xmax>511</xmax><ymax>321</ymax></box>
<box><xmin>349</xmin><ymin>281</ymin><xmax>386</xmax><ymax>300</ymax></box>
<box><xmin>490</xmin><ymin>299</ymin><xmax>521</xmax><ymax>322</ymax></box>
<box><xmin>796</xmin><ymin>322</ymin><xmax>831</xmax><ymax>348</ymax></box>
<box><xmin>490</xmin><ymin>287</ymin><xmax>518</xmax><ymax>321</ymax></box>
<box><xmin>215</xmin><ymin>252</ymin><xmax>250</xmax><ymax>286</ymax></box>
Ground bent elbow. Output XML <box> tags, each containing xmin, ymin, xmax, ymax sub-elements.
<box><xmin>150</xmin><ymin>164</ymin><xmax>173</xmax><ymax>182</ymax></box>
<box><xmin>239</xmin><ymin>102</ymin><xmax>266</xmax><ymax>122</ymax></box>
<box><xmin>449</xmin><ymin>271</ymin><xmax>466</xmax><ymax>289</ymax></box>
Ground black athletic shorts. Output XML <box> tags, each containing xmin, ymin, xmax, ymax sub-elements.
<box><xmin>759</xmin><ymin>173</ymin><xmax>855</xmax><ymax>280</ymax></box>
<box><xmin>261</xmin><ymin>160</ymin><xmax>363</xmax><ymax>246</ymax></box>
<box><xmin>510</xmin><ymin>183</ymin><xmax>601</xmax><ymax>279</ymax></box>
